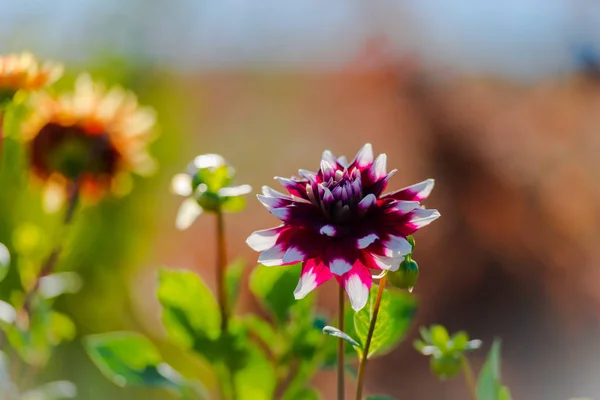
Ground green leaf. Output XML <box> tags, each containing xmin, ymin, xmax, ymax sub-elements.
<box><xmin>498</xmin><ymin>386</ymin><xmax>512</xmax><ymax>400</ymax></box>
<box><xmin>0</xmin><ymin>243</ymin><xmax>10</xmax><ymax>283</ymax></box>
<box><xmin>430</xmin><ymin>325</ymin><xmax>450</xmax><ymax>349</ymax></box>
<box><xmin>322</xmin><ymin>326</ymin><xmax>361</xmax><ymax>348</ymax></box>
<box><xmin>477</xmin><ymin>339</ymin><xmax>503</xmax><ymax>400</ymax></box>
<box><xmin>250</xmin><ymin>264</ymin><xmax>299</xmax><ymax>323</ymax></box>
<box><xmin>366</xmin><ymin>396</ymin><xmax>397</xmax><ymax>400</ymax></box>
<box><xmin>354</xmin><ymin>284</ymin><xmax>417</xmax><ymax>358</ymax></box>
<box><xmin>85</xmin><ymin>332</ymin><xmax>192</xmax><ymax>392</ymax></box>
<box><xmin>243</xmin><ymin>315</ymin><xmax>279</xmax><ymax>352</ymax></box>
<box><xmin>221</xmin><ymin>194</ymin><xmax>247</xmax><ymax>213</ymax></box>
<box><xmin>226</xmin><ymin>258</ymin><xmax>247</xmax><ymax>311</ymax></box>
<box><xmin>157</xmin><ymin>268</ymin><xmax>221</xmax><ymax>349</ymax></box>
<box><xmin>21</xmin><ymin>381</ymin><xmax>77</xmax><ymax>400</ymax></box>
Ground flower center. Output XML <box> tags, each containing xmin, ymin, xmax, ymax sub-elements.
<box><xmin>327</xmin><ymin>173</ymin><xmax>363</xmax><ymax>223</ymax></box>
<box><xmin>30</xmin><ymin>123</ymin><xmax>120</xmax><ymax>180</ymax></box>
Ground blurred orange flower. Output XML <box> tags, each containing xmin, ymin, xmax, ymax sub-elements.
<box><xmin>0</xmin><ymin>52</ymin><xmax>62</xmax><ymax>96</ymax></box>
<box><xmin>22</xmin><ymin>74</ymin><xmax>158</xmax><ymax>209</ymax></box>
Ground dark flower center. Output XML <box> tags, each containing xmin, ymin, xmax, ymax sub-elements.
<box><xmin>30</xmin><ymin>123</ymin><xmax>120</xmax><ymax>180</ymax></box>
<box><xmin>325</xmin><ymin>171</ymin><xmax>363</xmax><ymax>223</ymax></box>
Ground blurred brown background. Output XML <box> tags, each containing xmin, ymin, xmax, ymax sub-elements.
<box><xmin>3</xmin><ymin>1</ymin><xmax>600</xmax><ymax>399</ymax></box>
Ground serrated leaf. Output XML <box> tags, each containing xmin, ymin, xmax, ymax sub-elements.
<box><xmin>226</xmin><ymin>258</ymin><xmax>247</xmax><ymax>310</ymax></box>
<box><xmin>477</xmin><ymin>339</ymin><xmax>503</xmax><ymax>400</ymax></box>
<box><xmin>157</xmin><ymin>268</ymin><xmax>221</xmax><ymax>349</ymax></box>
<box><xmin>250</xmin><ymin>264</ymin><xmax>299</xmax><ymax>323</ymax></box>
<box><xmin>354</xmin><ymin>284</ymin><xmax>417</xmax><ymax>358</ymax></box>
<box><xmin>322</xmin><ymin>326</ymin><xmax>361</xmax><ymax>348</ymax></box>
<box><xmin>0</xmin><ymin>243</ymin><xmax>10</xmax><ymax>283</ymax></box>
<box><xmin>84</xmin><ymin>332</ymin><xmax>191</xmax><ymax>392</ymax></box>
<box><xmin>21</xmin><ymin>381</ymin><xmax>77</xmax><ymax>400</ymax></box>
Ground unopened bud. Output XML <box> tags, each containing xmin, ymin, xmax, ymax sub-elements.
<box><xmin>387</xmin><ymin>259</ymin><xmax>419</xmax><ymax>292</ymax></box>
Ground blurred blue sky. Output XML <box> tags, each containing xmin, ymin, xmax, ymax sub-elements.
<box><xmin>1</xmin><ymin>0</ymin><xmax>599</xmax><ymax>79</ymax></box>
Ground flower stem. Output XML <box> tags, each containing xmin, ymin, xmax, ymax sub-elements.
<box><xmin>22</xmin><ymin>178</ymin><xmax>81</xmax><ymax>315</ymax></box>
<box><xmin>337</xmin><ymin>284</ymin><xmax>345</xmax><ymax>400</ymax></box>
<box><xmin>355</xmin><ymin>275</ymin><xmax>387</xmax><ymax>400</ymax></box>
<box><xmin>215</xmin><ymin>207</ymin><xmax>229</xmax><ymax>333</ymax></box>
<box><xmin>462</xmin><ymin>356</ymin><xmax>478</xmax><ymax>400</ymax></box>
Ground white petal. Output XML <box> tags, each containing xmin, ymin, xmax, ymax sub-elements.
<box><xmin>257</xmin><ymin>194</ymin><xmax>285</xmax><ymax>209</ymax></box>
<box><xmin>321</xmin><ymin>150</ymin><xmax>338</xmax><ymax>165</ymax></box>
<box><xmin>405</xmin><ymin>179</ymin><xmax>435</xmax><ymax>199</ymax></box>
<box><xmin>171</xmin><ymin>173</ymin><xmax>193</xmax><ymax>196</ymax></box>
<box><xmin>337</xmin><ymin>156</ymin><xmax>349</xmax><ymax>167</ymax></box>
<box><xmin>219</xmin><ymin>184</ymin><xmax>252</xmax><ymax>197</ymax></box>
<box><xmin>369</xmin><ymin>252</ymin><xmax>404</xmax><ymax>271</ymax></box>
<box><xmin>270</xmin><ymin>208</ymin><xmax>290</xmax><ymax>220</ymax></box>
<box><xmin>354</xmin><ymin>143</ymin><xmax>374</xmax><ymax>167</ymax></box>
<box><xmin>294</xmin><ymin>268</ymin><xmax>317</xmax><ymax>299</ymax></box>
<box><xmin>320</xmin><ymin>160</ymin><xmax>335</xmax><ymax>179</ymax></box>
<box><xmin>258</xmin><ymin>244</ymin><xmax>287</xmax><ymax>266</ymax></box>
<box><xmin>329</xmin><ymin>259</ymin><xmax>353</xmax><ymax>276</ymax></box>
<box><xmin>345</xmin><ymin>273</ymin><xmax>369</xmax><ymax>311</ymax></box>
<box><xmin>282</xmin><ymin>246</ymin><xmax>305</xmax><ymax>264</ymax></box>
<box><xmin>319</xmin><ymin>225</ymin><xmax>336</xmax><ymax>237</ymax></box>
<box><xmin>357</xmin><ymin>193</ymin><xmax>377</xmax><ymax>212</ymax></box>
<box><xmin>262</xmin><ymin>185</ymin><xmax>290</xmax><ymax>199</ymax></box>
<box><xmin>369</xmin><ymin>153</ymin><xmax>387</xmax><ymax>180</ymax></box>
<box><xmin>410</xmin><ymin>208</ymin><xmax>441</xmax><ymax>228</ymax></box>
<box><xmin>175</xmin><ymin>198</ymin><xmax>203</xmax><ymax>230</ymax></box>
<box><xmin>357</xmin><ymin>234</ymin><xmax>378</xmax><ymax>249</ymax></box>
<box><xmin>383</xmin><ymin>235</ymin><xmax>412</xmax><ymax>257</ymax></box>
<box><xmin>246</xmin><ymin>227</ymin><xmax>283</xmax><ymax>251</ymax></box>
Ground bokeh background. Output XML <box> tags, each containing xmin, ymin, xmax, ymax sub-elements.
<box><xmin>2</xmin><ymin>1</ymin><xmax>600</xmax><ymax>398</ymax></box>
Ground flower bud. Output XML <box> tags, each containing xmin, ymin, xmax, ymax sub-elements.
<box><xmin>430</xmin><ymin>353</ymin><xmax>462</xmax><ymax>379</ymax></box>
<box><xmin>387</xmin><ymin>259</ymin><xmax>419</xmax><ymax>292</ymax></box>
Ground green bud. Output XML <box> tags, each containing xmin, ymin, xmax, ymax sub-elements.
<box><xmin>188</xmin><ymin>154</ymin><xmax>235</xmax><ymax>193</ymax></box>
<box><xmin>430</xmin><ymin>353</ymin><xmax>462</xmax><ymax>379</ymax></box>
<box><xmin>387</xmin><ymin>259</ymin><xmax>419</xmax><ymax>292</ymax></box>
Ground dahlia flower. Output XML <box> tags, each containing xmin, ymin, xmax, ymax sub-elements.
<box><xmin>22</xmin><ymin>74</ymin><xmax>157</xmax><ymax>207</ymax></box>
<box><xmin>246</xmin><ymin>144</ymin><xmax>439</xmax><ymax>311</ymax></box>
<box><xmin>0</xmin><ymin>52</ymin><xmax>62</xmax><ymax>97</ymax></box>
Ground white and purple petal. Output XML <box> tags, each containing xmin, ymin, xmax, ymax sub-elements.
<box><xmin>246</xmin><ymin>226</ymin><xmax>285</xmax><ymax>251</ymax></box>
<box><xmin>294</xmin><ymin>259</ymin><xmax>333</xmax><ymax>299</ymax></box>
<box><xmin>336</xmin><ymin>263</ymin><xmax>372</xmax><ymax>311</ymax></box>
<box><xmin>407</xmin><ymin>208</ymin><xmax>441</xmax><ymax>230</ymax></box>
<box><xmin>381</xmin><ymin>179</ymin><xmax>435</xmax><ymax>201</ymax></box>
<box><xmin>352</xmin><ymin>143</ymin><xmax>374</xmax><ymax>170</ymax></box>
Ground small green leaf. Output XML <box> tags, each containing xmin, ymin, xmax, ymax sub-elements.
<box><xmin>354</xmin><ymin>284</ymin><xmax>417</xmax><ymax>358</ymax></box>
<box><xmin>243</xmin><ymin>315</ymin><xmax>278</xmax><ymax>351</ymax></box>
<box><xmin>157</xmin><ymin>268</ymin><xmax>221</xmax><ymax>349</ymax></box>
<box><xmin>365</xmin><ymin>395</ymin><xmax>397</xmax><ymax>400</ymax></box>
<box><xmin>85</xmin><ymin>332</ymin><xmax>190</xmax><ymax>392</ymax></box>
<box><xmin>0</xmin><ymin>243</ymin><xmax>10</xmax><ymax>283</ymax></box>
<box><xmin>250</xmin><ymin>264</ymin><xmax>299</xmax><ymax>323</ymax></box>
<box><xmin>322</xmin><ymin>326</ymin><xmax>361</xmax><ymax>348</ymax></box>
<box><xmin>226</xmin><ymin>258</ymin><xmax>247</xmax><ymax>310</ymax></box>
<box><xmin>450</xmin><ymin>331</ymin><xmax>469</xmax><ymax>351</ymax></box>
<box><xmin>21</xmin><ymin>381</ymin><xmax>77</xmax><ymax>400</ymax></box>
<box><xmin>477</xmin><ymin>339</ymin><xmax>503</xmax><ymax>400</ymax></box>
<box><xmin>430</xmin><ymin>325</ymin><xmax>450</xmax><ymax>349</ymax></box>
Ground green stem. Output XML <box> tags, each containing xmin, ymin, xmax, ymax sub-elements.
<box><xmin>22</xmin><ymin>178</ymin><xmax>81</xmax><ymax>315</ymax></box>
<box><xmin>337</xmin><ymin>284</ymin><xmax>345</xmax><ymax>400</ymax></box>
<box><xmin>215</xmin><ymin>208</ymin><xmax>229</xmax><ymax>332</ymax></box>
<box><xmin>462</xmin><ymin>356</ymin><xmax>478</xmax><ymax>400</ymax></box>
<box><xmin>355</xmin><ymin>275</ymin><xmax>387</xmax><ymax>400</ymax></box>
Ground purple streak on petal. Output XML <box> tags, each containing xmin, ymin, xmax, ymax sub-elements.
<box><xmin>336</xmin><ymin>263</ymin><xmax>372</xmax><ymax>311</ymax></box>
<box><xmin>362</xmin><ymin>250</ymin><xmax>403</xmax><ymax>271</ymax></box>
<box><xmin>381</xmin><ymin>234</ymin><xmax>412</xmax><ymax>257</ymax></box>
<box><xmin>381</xmin><ymin>179</ymin><xmax>435</xmax><ymax>201</ymax></box>
<box><xmin>322</xmin><ymin>150</ymin><xmax>338</xmax><ymax>166</ymax></box>
<box><xmin>320</xmin><ymin>160</ymin><xmax>336</xmax><ymax>182</ymax></box>
<box><xmin>257</xmin><ymin>194</ymin><xmax>291</xmax><ymax>210</ymax></box>
<box><xmin>246</xmin><ymin>225</ymin><xmax>285</xmax><ymax>251</ymax></box>
<box><xmin>294</xmin><ymin>259</ymin><xmax>333</xmax><ymax>299</ymax></box>
<box><xmin>368</xmin><ymin>169</ymin><xmax>396</xmax><ymax>197</ymax></box>
<box><xmin>407</xmin><ymin>208</ymin><xmax>441</xmax><ymax>230</ymax></box>
<box><xmin>276</xmin><ymin>177</ymin><xmax>309</xmax><ymax>199</ymax></box>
